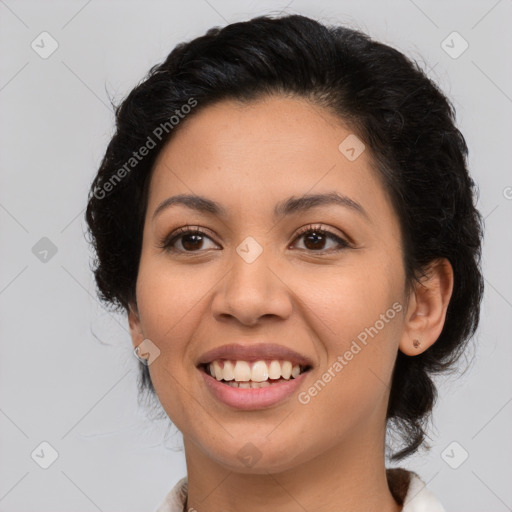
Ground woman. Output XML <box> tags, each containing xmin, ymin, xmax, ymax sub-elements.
<box><xmin>85</xmin><ymin>13</ymin><xmax>484</xmax><ymax>512</ymax></box>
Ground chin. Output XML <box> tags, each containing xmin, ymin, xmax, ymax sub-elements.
<box><xmin>206</xmin><ymin>436</ymin><xmax>312</xmax><ymax>475</ymax></box>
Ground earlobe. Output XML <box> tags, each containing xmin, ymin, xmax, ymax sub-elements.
<box><xmin>128</xmin><ymin>302</ymin><xmax>145</xmax><ymax>349</ymax></box>
<box><xmin>399</xmin><ymin>258</ymin><xmax>454</xmax><ymax>356</ymax></box>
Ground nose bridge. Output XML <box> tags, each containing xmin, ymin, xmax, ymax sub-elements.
<box><xmin>211</xmin><ymin>234</ymin><xmax>292</xmax><ymax>324</ymax></box>
<box><xmin>233</xmin><ymin>235</ymin><xmax>271</xmax><ymax>289</ymax></box>
<box><xmin>229</xmin><ymin>234</ymin><xmax>274</xmax><ymax>300</ymax></box>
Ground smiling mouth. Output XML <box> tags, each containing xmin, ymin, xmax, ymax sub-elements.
<box><xmin>199</xmin><ymin>359</ymin><xmax>312</xmax><ymax>389</ymax></box>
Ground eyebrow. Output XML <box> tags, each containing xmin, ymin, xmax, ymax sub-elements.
<box><xmin>152</xmin><ymin>192</ymin><xmax>369</xmax><ymax>221</ymax></box>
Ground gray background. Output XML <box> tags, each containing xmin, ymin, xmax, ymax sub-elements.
<box><xmin>1</xmin><ymin>1</ymin><xmax>511</xmax><ymax>511</ymax></box>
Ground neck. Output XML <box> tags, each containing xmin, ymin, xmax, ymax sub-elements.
<box><xmin>183</xmin><ymin>423</ymin><xmax>401</xmax><ymax>512</ymax></box>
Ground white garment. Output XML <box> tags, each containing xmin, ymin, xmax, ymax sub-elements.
<box><xmin>401</xmin><ymin>470</ymin><xmax>446</xmax><ymax>511</ymax></box>
<box><xmin>154</xmin><ymin>468</ymin><xmax>446</xmax><ymax>511</ymax></box>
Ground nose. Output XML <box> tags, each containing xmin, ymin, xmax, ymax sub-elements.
<box><xmin>210</xmin><ymin>243</ymin><xmax>293</xmax><ymax>326</ymax></box>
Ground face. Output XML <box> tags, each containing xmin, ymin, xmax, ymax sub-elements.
<box><xmin>129</xmin><ymin>95</ymin><xmax>410</xmax><ymax>473</ymax></box>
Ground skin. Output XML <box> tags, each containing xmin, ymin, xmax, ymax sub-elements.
<box><xmin>128</xmin><ymin>95</ymin><xmax>454</xmax><ymax>512</ymax></box>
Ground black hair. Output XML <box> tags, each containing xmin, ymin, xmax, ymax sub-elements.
<box><xmin>85</xmin><ymin>13</ymin><xmax>484</xmax><ymax>462</ymax></box>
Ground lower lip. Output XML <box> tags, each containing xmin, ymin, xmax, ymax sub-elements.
<box><xmin>200</xmin><ymin>368</ymin><xmax>309</xmax><ymax>410</ymax></box>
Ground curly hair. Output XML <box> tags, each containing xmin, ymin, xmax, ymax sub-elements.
<box><xmin>85</xmin><ymin>13</ymin><xmax>484</xmax><ymax>462</ymax></box>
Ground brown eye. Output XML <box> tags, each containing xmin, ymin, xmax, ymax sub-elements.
<box><xmin>179</xmin><ymin>232</ymin><xmax>207</xmax><ymax>251</ymax></box>
<box><xmin>292</xmin><ymin>225</ymin><xmax>349</xmax><ymax>252</ymax></box>
<box><xmin>159</xmin><ymin>227</ymin><xmax>219</xmax><ymax>253</ymax></box>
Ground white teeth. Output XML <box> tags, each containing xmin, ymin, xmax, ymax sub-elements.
<box><xmin>251</xmin><ymin>360</ymin><xmax>269</xmax><ymax>382</ymax></box>
<box><xmin>281</xmin><ymin>361</ymin><xmax>292</xmax><ymax>379</ymax></box>
<box><xmin>268</xmin><ymin>360</ymin><xmax>281</xmax><ymax>379</ymax></box>
<box><xmin>223</xmin><ymin>360</ymin><xmax>235</xmax><ymax>381</ymax></box>
<box><xmin>207</xmin><ymin>359</ymin><xmax>305</xmax><ymax>383</ymax></box>
<box><xmin>213</xmin><ymin>360</ymin><xmax>223</xmax><ymax>381</ymax></box>
<box><xmin>233</xmin><ymin>361</ymin><xmax>251</xmax><ymax>382</ymax></box>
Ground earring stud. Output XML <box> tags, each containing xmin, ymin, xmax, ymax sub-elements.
<box><xmin>134</xmin><ymin>345</ymin><xmax>150</xmax><ymax>365</ymax></box>
<box><xmin>413</xmin><ymin>338</ymin><xmax>421</xmax><ymax>348</ymax></box>
<box><xmin>133</xmin><ymin>338</ymin><xmax>161</xmax><ymax>365</ymax></box>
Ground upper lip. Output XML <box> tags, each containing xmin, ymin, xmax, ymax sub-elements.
<box><xmin>196</xmin><ymin>343</ymin><xmax>314</xmax><ymax>368</ymax></box>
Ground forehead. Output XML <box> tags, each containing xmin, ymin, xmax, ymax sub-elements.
<box><xmin>157</xmin><ymin>95</ymin><xmax>357</xmax><ymax>165</ymax></box>
<box><xmin>147</xmin><ymin>95</ymin><xmax>395</xmax><ymax>227</ymax></box>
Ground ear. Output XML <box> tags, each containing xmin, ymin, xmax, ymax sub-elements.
<box><xmin>128</xmin><ymin>301</ymin><xmax>145</xmax><ymax>351</ymax></box>
<box><xmin>399</xmin><ymin>258</ymin><xmax>454</xmax><ymax>356</ymax></box>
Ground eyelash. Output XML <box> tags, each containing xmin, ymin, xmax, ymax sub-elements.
<box><xmin>158</xmin><ymin>224</ymin><xmax>350</xmax><ymax>254</ymax></box>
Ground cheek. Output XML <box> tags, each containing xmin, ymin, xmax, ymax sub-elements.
<box><xmin>133</xmin><ymin>256</ymin><xmax>211</xmax><ymax>428</ymax></box>
<box><xmin>291</xmin><ymin>258</ymin><xmax>404</xmax><ymax>411</ymax></box>
<box><xmin>133</xmin><ymin>256</ymin><xmax>212</xmax><ymax>416</ymax></box>
<box><xmin>135</xmin><ymin>254</ymin><xmax>208</xmax><ymax>343</ymax></box>
<box><xmin>295</xmin><ymin>259</ymin><xmax>403</xmax><ymax>348</ymax></box>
